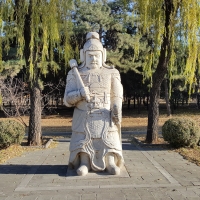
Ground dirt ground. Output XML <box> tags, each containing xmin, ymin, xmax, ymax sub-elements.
<box><xmin>41</xmin><ymin>115</ymin><xmax>169</xmax><ymax>132</ymax></box>
<box><xmin>1</xmin><ymin>113</ymin><xmax>169</xmax><ymax>133</ymax></box>
<box><xmin>1</xmin><ymin>104</ymin><xmax>200</xmax><ymax>134</ymax></box>
<box><xmin>1</xmin><ymin>105</ymin><xmax>200</xmax><ymax>165</ymax></box>
<box><xmin>22</xmin><ymin>108</ymin><xmax>200</xmax><ymax>133</ymax></box>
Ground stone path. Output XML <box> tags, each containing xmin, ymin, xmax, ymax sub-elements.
<box><xmin>0</xmin><ymin>133</ymin><xmax>200</xmax><ymax>200</ymax></box>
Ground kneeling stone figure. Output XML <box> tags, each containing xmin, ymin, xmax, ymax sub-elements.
<box><xmin>64</xmin><ymin>32</ymin><xmax>124</xmax><ymax>176</ymax></box>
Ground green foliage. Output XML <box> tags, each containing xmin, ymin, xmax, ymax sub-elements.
<box><xmin>0</xmin><ymin>0</ymin><xmax>74</xmax><ymax>146</ymax></box>
<box><xmin>73</xmin><ymin>0</ymin><xmax>111</xmax><ymax>33</ymax></box>
<box><xmin>0</xmin><ymin>120</ymin><xmax>25</xmax><ymax>149</ymax></box>
<box><xmin>133</xmin><ymin>0</ymin><xmax>200</xmax><ymax>93</ymax></box>
<box><xmin>72</xmin><ymin>0</ymin><xmax>149</xmax><ymax>74</ymax></box>
<box><xmin>162</xmin><ymin>118</ymin><xmax>200</xmax><ymax>148</ymax></box>
<box><xmin>0</xmin><ymin>60</ymin><xmax>24</xmax><ymax>79</ymax></box>
<box><xmin>0</xmin><ymin>93</ymin><xmax>2</xmax><ymax>107</ymax></box>
<box><xmin>1</xmin><ymin>0</ymin><xmax>73</xmax><ymax>81</ymax></box>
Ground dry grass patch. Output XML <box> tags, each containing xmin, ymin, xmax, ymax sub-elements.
<box><xmin>0</xmin><ymin>144</ymin><xmax>43</xmax><ymax>164</ymax></box>
<box><xmin>0</xmin><ymin>138</ymin><xmax>58</xmax><ymax>164</ymax></box>
<box><xmin>134</xmin><ymin>136</ymin><xmax>169</xmax><ymax>145</ymax></box>
<box><xmin>0</xmin><ymin>145</ymin><xmax>24</xmax><ymax>164</ymax></box>
<box><xmin>175</xmin><ymin>147</ymin><xmax>200</xmax><ymax>167</ymax></box>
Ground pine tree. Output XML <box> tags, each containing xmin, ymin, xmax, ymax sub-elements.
<box><xmin>72</xmin><ymin>0</ymin><xmax>151</xmax><ymax>73</ymax></box>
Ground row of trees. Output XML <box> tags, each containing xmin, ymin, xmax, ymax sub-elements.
<box><xmin>1</xmin><ymin>0</ymin><xmax>200</xmax><ymax>145</ymax></box>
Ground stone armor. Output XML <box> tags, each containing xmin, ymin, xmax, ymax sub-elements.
<box><xmin>64</xmin><ymin>32</ymin><xmax>124</xmax><ymax>174</ymax></box>
<box><xmin>65</xmin><ymin>67</ymin><xmax>123</xmax><ymax>171</ymax></box>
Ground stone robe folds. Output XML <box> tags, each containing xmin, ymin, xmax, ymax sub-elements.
<box><xmin>64</xmin><ymin>67</ymin><xmax>124</xmax><ymax>171</ymax></box>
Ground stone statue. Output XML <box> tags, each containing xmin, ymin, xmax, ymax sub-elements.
<box><xmin>64</xmin><ymin>32</ymin><xmax>124</xmax><ymax>176</ymax></box>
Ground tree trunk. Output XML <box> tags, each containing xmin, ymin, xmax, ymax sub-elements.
<box><xmin>133</xmin><ymin>94</ymin><xmax>136</xmax><ymax>108</ymax></box>
<box><xmin>164</xmin><ymin>78</ymin><xmax>171</xmax><ymax>116</ymax></box>
<box><xmin>23</xmin><ymin>0</ymin><xmax>42</xmax><ymax>145</ymax></box>
<box><xmin>146</xmin><ymin>0</ymin><xmax>173</xmax><ymax>143</ymax></box>
<box><xmin>146</xmin><ymin>93</ymin><xmax>149</xmax><ymax>110</ymax></box>
<box><xmin>127</xmin><ymin>98</ymin><xmax>130</xmax><ymax>109</ymax></box>
<box><xmin>146</xmin><ymin>84</ymin><xmax>161</xmax><ymax>143</ymax></box>
<box><xmin>28</xmin><ymin>82</ymin><xmax>42</xmax><ymax>145</ymax></box>
<box><xmin>137</xmin><ymin>96</ymin><xmax>141</xmax><ymax>114</ymax></box>
<box><xmin>197</xmin><ymin>94</ymin><xmax>200</xmax><ymax>109</ymax></box>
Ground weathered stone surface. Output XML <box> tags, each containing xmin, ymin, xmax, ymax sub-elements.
<box><xmin>64</xmin><ymin>32</ymin><xmax>123</xmax><ymax>176</ymax></box>
<box><xmin>1</xmin><ymin>135</ymin><xmax>200</xmax><ymax>199</ymax></box>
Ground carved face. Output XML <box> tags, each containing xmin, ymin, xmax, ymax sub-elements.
<box><xmin>85</xmin><ymin>51</ymin><xmax>102</xmax><ymax>69</ymax></box>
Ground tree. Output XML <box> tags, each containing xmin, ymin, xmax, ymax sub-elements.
<box><xmin>131</xmin><ymin>0</ymin><xmax>200</xmax><ymax>143</ymax></box>
<box><xmin>0</xmin><ymin>77</ymin><xmax>29</xmax><ymax>125</ymax></box>
<box><xmin>71</xmin><ymin>0</ymin><xmax>144</xmax><ymax>72</ymax></box>
<box><xmin>0</xmin><ymin>0</ymin><xmax>73</xmax><ymax>145</ymax></box>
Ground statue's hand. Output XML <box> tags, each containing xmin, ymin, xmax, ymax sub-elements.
<box><xmin>112</xmin><ymin>105</ymin><xmax>121</xmax><ymax>125</ymax></box>
<box><xmin>80</xmin><ymin>87</ymin><xmax>90</xmax><ymax>101</ymax></box>
<box><xmin>112</xmin><ymin>112</ymin><xmax>120</xmax><ymax>124</ymax></box>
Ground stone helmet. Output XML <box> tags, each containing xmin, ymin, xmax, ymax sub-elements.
<box><xmin>80</xmin><ymin>32</ymin><xmax>107</xmax><ymax>63</ymax></box>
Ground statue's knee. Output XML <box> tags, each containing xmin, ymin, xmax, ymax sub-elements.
<box><xmin>106</xmin><ymin>153</ymin><xmax>115</xmax><ymax>164</ymax></box>
<box><xmin>77</xmin><ymin>165</ymin><xmax>89</xmax><ymax>176</ymax></box>
<box><xmin>77</xmin><ymin>153</ymin><xmax>91</xmax><ymax>176</ymax></box>
<box><xmin>105</xmin><ymin>153</ymin><xmax>120</xmax><ymax>175</ymax></box>
<box><xmin>79</xmin><ymin>152</ymin><xmax>90</xmax><ymax>166</ymax></box>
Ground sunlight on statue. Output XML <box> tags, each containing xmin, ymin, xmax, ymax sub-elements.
<box><xmin>64</xmin><ymin>32</ymin><xmax>124</xmax><ymax>176</ymax></box>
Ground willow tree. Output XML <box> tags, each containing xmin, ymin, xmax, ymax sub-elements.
<box><xmin>0</xmin><ymin>0</ymin><xmax>73</xmax><ymax>145</ymax></box>
<box><xmin>131</xmin><ymin>0</ymin><xmax>200</xmax><ymax>143</ymax></box>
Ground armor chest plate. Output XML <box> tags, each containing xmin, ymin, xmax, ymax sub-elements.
<box><xmin>80</xmin><ymin>72</ymin><xmax>111</xmax><ymax>94</ymax></box>
<box><xmin>79</xmin><ymin>69</ymin><xmax>112</xmax><ymax>110</ymax></box>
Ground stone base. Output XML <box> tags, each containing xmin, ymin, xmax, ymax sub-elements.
<box><xmin>66</xmin><ymin>165</ymin><xmax>129</xmax><ymax>179</ymax></box>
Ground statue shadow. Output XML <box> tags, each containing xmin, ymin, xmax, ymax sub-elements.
<box><xmin>122</xmin><ymin>143</ymin><xmax>137</xmax><ymax>150</ymax></box>
<box><xmin>122</xmin><ymin>142</ymin><xmax>171</xmax><ymax>151</ymax></box>
<box><xmin>0</xmin><ymin>164</ymin><xmax>68</xmax><ymax>177</ymax></box>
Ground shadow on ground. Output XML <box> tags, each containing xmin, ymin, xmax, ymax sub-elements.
<box><xmin>0</xmin><ymin>164</ymin><xmax>68</xmax><ymax>176</ymax></box>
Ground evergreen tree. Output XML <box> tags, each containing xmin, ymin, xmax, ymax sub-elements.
<box><xmin>70</xmin><ymin>0</ymin><xmax>154</xmax><ymax>115</ymax></box>
<box><xmin>71</xmin><ymin>0</ymin><xmax>147</xmax><ymax>73</ymax></box>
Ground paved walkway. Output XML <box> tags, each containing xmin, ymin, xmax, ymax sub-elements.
<box><xmin>0</xmin><ymin>133</ymin><xmax>200</xmax><ymax>200</ymax></box>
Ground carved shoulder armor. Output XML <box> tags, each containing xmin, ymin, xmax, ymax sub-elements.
<box><xmin>110</xmin><ymin>68</ymin><xmax>123</xmax><ymax>99</ymax></box>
